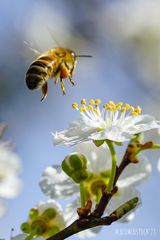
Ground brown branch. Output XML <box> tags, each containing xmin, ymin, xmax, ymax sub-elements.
<box><xmin>47</xmin><ymin>197</ymin><xmax>138</xmax><ymax>240</ymax></box>
<box><xmin>47</xmin><ymin>137</ymin><xmax>140</xmax><ymax>240</ymax></box>
<box><xmin>47</xmin><ymin>216</ymin><xmax>114</xmax><ymax>240</ymax></box>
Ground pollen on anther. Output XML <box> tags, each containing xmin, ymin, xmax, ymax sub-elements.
<box><xmin>81</xmin><ymin>99</ymin><xmax>86</xmax><ymax>105</ymax></box>
<box><xmin>89</xmin><ymin>99</ymin><xmax>95</xmax><ymax>105</ymax></box>
<box><xmin>95</xmin><ymin>99</ymin><xmax>101</xmax><ymax>106</ymax></box>
<box><xmin>87</xmin><ymin>105</ymin><xmax>93</xmax><ymax>111</ymax></box>
<box><xmin>79</xmin><ymin>107</ymin><xmax>86</xmax><ymax>113</ymax></box>
<box><xmin>72</xmin><ymin>102</ymin><xmax>78</xmax><ymax>109</ymax></box>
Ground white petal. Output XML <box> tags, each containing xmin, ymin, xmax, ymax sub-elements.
<box><xmin>157</xmin><ymin>158</ymin><xmax>160</xmax><ymax>172</ymax></box>
<box><xmin>12</xmin><ymin>234</ymin><xmax>28</xmax><ymax>240</ymax></box>
<box><xmin>75</xmin><ymin>142</ymin><xmax>111</xmax><ymax>173</ymax></box>
<box><xmin>53</xmin><ymin>117</ymin><xmax>98</xmax><ymax>146</ymax></box>
<box><xmin>36</xmin><ymin>199</ymin><xmax>65</xmax><ymax>229</ymax></box>
<box><xmin>118</xmin><ymin>154</ymin><xmax>152</xmax><ymax>188</ymax></box>
<box><xmin>89</xmin><ymin>126</ymin><xmax>130</xmax><ymax>142</ymax></box>
<box><xmin>39</xmin><ymin>165</ymin><xmax>79</xmax><ymax>198</ymax></box>
<box><xmin>12</xmin><ymin>234</ymin><xmax>45</xmax><ymax>240</ymax></box>
<box><xmin>0</xmin><ymin>146</ymin><xmax>22</xmax><ymax>198</ymax></box>
<box><xmin>0</xmin><ymin>199</ymin><xmax>6</xmax><ymax>218</ymax></box>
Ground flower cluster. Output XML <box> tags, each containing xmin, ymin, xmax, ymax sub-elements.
<box><xmin>15</xmin><ymin>99</ymin><xmax>160</xmax><ymax>240</ymax></box>
<box><xmin>0</xmin><ymin>124</ymin><xmax>22</xmax><ymax>217</ymax></box>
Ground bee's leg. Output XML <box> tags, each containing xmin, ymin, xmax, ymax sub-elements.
<box><xmin>60</xmin><ymin>78</ymin><xmax>66</xmax><ymax>95</ymax></box>
<box><xmin>41</xmin><ymin>82</ymin><xmax>48</xmax><ymax>101</ymax></box>
<box><xmin>54</xmin><ymin>77</ymin><xmax>58</xmax><ymax>84</ymax></box>
<box><xmin>69</xmin><ymin>76</ymin><xmax>75</xmax><ymax>86</ymax></box>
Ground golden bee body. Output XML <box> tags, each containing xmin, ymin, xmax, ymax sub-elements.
<box><xmin>25</xmin><ymin>48</ymin><xmax>77</xmax><ymax>101</ymax></box>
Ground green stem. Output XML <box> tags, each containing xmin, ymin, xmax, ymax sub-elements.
<box><xmin>80</xmin><ymin>182</ymin><xmax>85</xmax><ymax>207</ymax></box>
<box><xmin>106</xmin><ymin>140</ymin><xmax>117</xmax><ymax>192</ymax></box>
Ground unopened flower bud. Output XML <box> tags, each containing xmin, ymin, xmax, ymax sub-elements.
<box><xmin>30</xmin><ymin>219</ymin><xmax>47</xmax><ymax>235</ymax></box>
<box><xmin>42</xmin><ymin>208</ymin><xmax>57</xmax><ymax>220</ymax></box>
<box><xmin>21</xmin><ymin>222</ymin><xmax>30</xmax><ymax>234</ymax></box>
<box><xmin>62</xmin><ymin>152</ymin><xmax>88</xmax><ymax>183</ymax></box>
<box><xmin>29</xmin><ymin>208</ymin><xmax>39</xmax><ymax>221</ymax></box>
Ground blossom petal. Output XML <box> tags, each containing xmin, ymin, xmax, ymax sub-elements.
<box><xmin>118</xmin><ymin>154</ymin><xmax>152</xmax><ymax>188</ymax></box>
<box><xmin>36</xmin><ymin>199</ymin><xmax>65</xmax><ymax>229</ymax></box>
<box><xmin>0</xmin><ymin>199</ymin><xmax>6</xmax><ymax>218</ymax></box>
<box><xmin>53</xmin><ymin>117</ymin><xmax>98</xmax><ymax>146</ymax></box>
<box><xmin>39</xmin><ymin>165</ymin><xmax>79</xmax><ymax>198</ymax></box>
<box><xmin>0</xmin><ymin>146</ymin><xmax>22</xmax><ymax>198</ymax></box>
<box><xmin>12</xmin><ymin>234</ymin><xmax>45</xmax><ymax>240</ymax></box>
<box><xmin>75</xmin><ymin>142</ymin><xmax>112</xmax><ymax>173</ymax></box>
<box><xmin>157</xmin><ymin>158</ymin><xmax>160</xmax><ymax>172</ymax></box>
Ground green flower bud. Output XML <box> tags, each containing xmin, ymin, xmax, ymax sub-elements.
<box><xmin>62</xmin><ymin>152</ymin><xmax>88</xmax><ymax>183</ymax></box>
<box><xmin>30</xmin><ymin>219</ymin><xmax>48</xmax><ymax>236</ymax></box>
<box><xmin>29</xmin><ymin>208</ymin><xmax>39</xmax><ymax>221</ymax></box>
<box><xmin>42</xmin><ymin>208</ymin><xmax>57</xmax><ymax>220</ymax></box>
<box><xmin>21</xmin><ymin>222</ymin><xmax>31</xmax><ymax>234</ymax></box>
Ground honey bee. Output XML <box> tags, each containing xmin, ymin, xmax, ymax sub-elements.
<box><xmin>25</xmin><ymin>47</ymin><xmax>91</xmax><ymax>101</ymax></box>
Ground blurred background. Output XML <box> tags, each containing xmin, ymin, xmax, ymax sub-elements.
<box><xmin>0</xmin><ymin>0</ymin><xmax>160</xmax><ymax>239</ymax></box>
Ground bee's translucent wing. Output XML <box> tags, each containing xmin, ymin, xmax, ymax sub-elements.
<box><xmin>24</xmin><ymin>41</ymin><xmax>41</xmax><ymax>56</ymax></box>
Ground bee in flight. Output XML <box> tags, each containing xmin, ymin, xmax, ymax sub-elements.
<box><xmin>25</xmin><ymin>47</ymin><xmax>91</xmax><ymax>101</ymax></box>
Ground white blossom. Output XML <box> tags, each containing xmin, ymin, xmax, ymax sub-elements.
<box><xmin>53</xmin><ymin>100</ymin><xmax>160</xmax><ymax>146</ymax></box>
<box><xmin>40</xmin><ymin>142</ymin><xmax>151</xmax><ymax>238</ymax></box>
<box><xmin>0</xmin><ymin>125</ymin><xmax>22</xmax><ymax>217</ymax></box>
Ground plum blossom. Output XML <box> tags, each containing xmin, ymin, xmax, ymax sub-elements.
<box><xmin>53</xmin><ymin>99</ymin><xmax>160</xmax><ymax>146</ymax></box>
<box><xmin>40</xmin><ymin>142</ymin><xmax>151</xmax><ymax>238</ymax></box>
<box><xmin>0</xmin><ymin>124</ymin><xmax>22</xmax><ymax>217</ymax></box>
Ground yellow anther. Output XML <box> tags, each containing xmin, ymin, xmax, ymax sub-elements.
<box><xmin>81</xmin><ymin>99</ymin><xmax>86</xmax><ymax>105</ymax></box>
<box><xmin>93</xmin><ymin>109</ymin><xmax>98</xmax><ymax>115</ymax></box>
<box><xmin>103</xmin><ymin>104</ymin><xmax>107</xmax><ymax>109</ymax></box>
<box><xmin>72</xmin><ymin>102</ymin><xmax>78</xmax><ymax>109</ymax></box>
<box><xmin>105</xmin><ymin>104</ymin><xmax>111</xmax><ymax>110</ymax></box>
<box><xmin>135</xmin><ymin>106</ymin><xmax>142</xmax><ymax>114</ymax></box>
<box><xmin>87</xmin><ymin>105</ymin><xmax>94</xmax><ymax>111</ymax></box>
<box><xmin>116</xmin><ymin>102</ymin><xmax>123</xmax><ymax>109</ymax></box>
<box><xmin>131</xmin><ymin>111</ymin><xmax>138</xmax><ymax>116</ymax></box>
<box><xmin>121</xmin><ymin>107</ymin><xmax>126</xmax><ymax>112</ymax></box>
<box><xmin>89</xmin><ymin>99</ymin><xmax>95</xmax><ymax>105</ymax></box>
<box><xmin>79</xmin><ymin>107</ymin><xmax>86</xmax><ymax>113</ymax></box>
<box><xmin>95</xmin><ymin>99</ymin><xmax>101</xmax><ymax>106</ymax></box>
<box><xmin>130</xmin><ymin>106</ymin><xmax>135</xmax><ymax>112</ymax></box>
<box><xmin>124</xmin><ymin>103</ymin><xmax>130</xmax><ymax>110</ymax></box>
<box><xmin>108</xmin><ymin>101</ymin><xmax>116</xmax><ymax>107</ymax></box>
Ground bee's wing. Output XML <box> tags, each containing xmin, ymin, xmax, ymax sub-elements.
<box><xmin>24</xmin><ymin>41</ymin><xmax>42</xmax><ymax>56</ymax></box>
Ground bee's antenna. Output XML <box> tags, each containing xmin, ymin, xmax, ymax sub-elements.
<box><xmin>76</xmin><ymin>55</ymin><xmax>92</xmax><ymax>58</ymax></box>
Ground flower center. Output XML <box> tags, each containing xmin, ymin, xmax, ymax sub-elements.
<box><xmin>84</xmin><ymin>172</ymin><xmax>111</xmax><ymax>203</ymax></box>
<box><xmin>72</xmin><ymin>99</ymin><xmax>141</xmax><ymax>116</ymax></box>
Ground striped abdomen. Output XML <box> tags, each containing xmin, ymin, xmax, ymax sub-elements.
<box><xmin>25</xmin><ymin>56</ymin><xmax>55</xmax><ymax>90</ymax></box>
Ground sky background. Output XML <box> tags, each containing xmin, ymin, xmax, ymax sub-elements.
<box><xmin>0</xmin><ymin>0</ymin><xmax>160</xmax><ymax>239</ymax></box>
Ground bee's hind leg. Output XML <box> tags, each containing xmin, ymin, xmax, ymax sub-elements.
<box><xmin>69</xmin><ymin>76</ymin><xmax>75</xmax><ymax>86</ymax></box>
<box><xmin>60</xmin><ymin>78</ymin><xmax>66</xmax><ymax>95</ymax></box>
<box><xmin>41</xmin><ymin>82</ymin><xmax>48</xmax><ymax>101</ymax></box>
